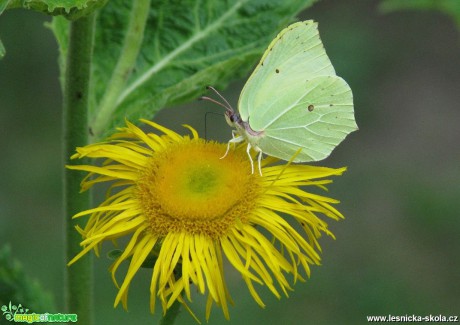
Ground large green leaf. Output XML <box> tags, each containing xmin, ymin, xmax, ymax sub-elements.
<box><xmin>50</xmin><ymin>0</ymin><xmax>316</xmax><ymax>139</ymax></box>
<box><xmin>0</xmin><ymin>245</ymin><xmax>55</xmax><ymax>312</ymax></box>
<box><xmin>0</xmin><ymin>0</ymin><xmax>8</xmax><ymax>14</ymax></box>
<box><xmin>1</xmin><ymin>0</ymin><xmax>107</xmax><ymax>19</ymax></box>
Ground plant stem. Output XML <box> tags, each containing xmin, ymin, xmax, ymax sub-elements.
<box><xmin>63</xmin><ymin>14</ymin><xmax>96</xmax><ymax>324</ymax></box>
<box><xmin>159</xmin><ymin>299</ymin><xmax>182</xmax><ymax>325</ymax></box>
<box><xmin>91</xmin><ymin>0</ymin><xmax>151</xmax><ymax>139</ymax></box>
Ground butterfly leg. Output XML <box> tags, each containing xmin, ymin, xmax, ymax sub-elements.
<box><xmin>246</xmin><ymin>143</ymin><xmax>255</xmax><ymax>174</ymax></box>
<box><xmin>257</xmin><ymin>150</ymin><xmax>263</xmax><ymax>176</ymax></box>
<box><xmin>221</xmin><ymin>131</ymin><xmax>244</xmax><ymax>159</ymax></box>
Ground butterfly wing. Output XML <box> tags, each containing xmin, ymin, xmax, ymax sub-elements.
<box><xmin>238</xmin><ymin>20</ymin><xmax>357</xmax><ymax>162</ymax></box>
<box><xmin>238</xmin><ymin>20</ymin><xmax>336</xmax><ymax>122</ymax></box>
<box><xmin>257</xmin><ymin>75</ymin><xmax>356</xmax><ymax>162</ymax></box>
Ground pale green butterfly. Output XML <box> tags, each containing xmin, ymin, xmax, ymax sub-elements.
<box><xmin>203</xmin><ymin>20</ymin><xmax>358</xmax><ymax>174</ymax></box>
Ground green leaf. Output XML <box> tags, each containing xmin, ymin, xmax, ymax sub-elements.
<box><xmin>50</xmin><ymin>0</ymin><xmax>316</xmax><ymax>139</ymax></box>
<box><xmin>107</xmin><ymin>249</ymin><xmax>158</xmax><ymax>268</ymax></box>
<box><xmin>0</xmin><ymin>0</ymin><xmax>9</xmax><ymax>14</ymax></box>
<box><xmin>1</xmin><ymin>0</ymin><xmax>108</xmax><ymax>20</ymax></box>
<box><xmin>380</xmin><ymin>0</ymin><xmax>460</xmax><ymax>27</ymax></box>
<box><xmin>46</xmin><ymin>16</ymin><xmax>69</xmax><ymax>90</ymax></box>
<box><xmin>0</xmin><ymin>245</ymin><xmax>55</xmax><ymax>312</ymax></box>
<box><xmin>0</xmin><ymin>39</ymin><xmax>5</xmax><ymax>59</ymax></box>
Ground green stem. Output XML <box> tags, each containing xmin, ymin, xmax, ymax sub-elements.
<box><xmin>63</xmin><ymin>14</ymin><xmax>96</xmax><ymax>324</ymax></box>
<box><xmin>91</xmin><ymin>0</ymin><xmax>151</xmax><ymax>139</ymax></box>
<box><xmin>159</xmin><ymin>299</ymin><xmax>182</xmax><ymax>325</ymax></box>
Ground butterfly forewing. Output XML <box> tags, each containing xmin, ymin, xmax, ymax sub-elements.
<box><xmin>238</xmin><ymin>20</ymin><xmax>336</xmax><ymax>125</ymax></box>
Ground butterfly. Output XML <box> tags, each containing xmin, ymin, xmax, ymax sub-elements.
<box><xmin>202</xmin><ymin>20</ymin><xmax>358</xmax><ymax>175</ymax></box>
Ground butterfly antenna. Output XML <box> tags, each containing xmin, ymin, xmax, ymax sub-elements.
<box><xmin>206</xmin><ymin>86</ymin><xmax>235</xmax><ymax>113</ymax></box>
<box><xmin>199</xmin><ymin>96</ymin><xmax>232</xmax><ymax>111</ymax></box>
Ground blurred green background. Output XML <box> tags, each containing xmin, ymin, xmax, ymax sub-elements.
<box><xmin>1</xmin><ymin>0</ymin><xmax>459</xmax><ymax>324</ymax></box>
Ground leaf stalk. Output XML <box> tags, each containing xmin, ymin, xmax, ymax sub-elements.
<box><xmin>91</xmin><ymin>0</ymin><xmax>152</xmax><ymax>139</ymax></box>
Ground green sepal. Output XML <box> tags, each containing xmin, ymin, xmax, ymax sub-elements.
<box><xmin>107</xmin><ymin>248</ymin><xmax>160</xmax><ymax>269</ymax></box>
<box><xmin>106</xmin><ymin>249</ymin><xmax>123</xmax><ymax>260</ymax></box>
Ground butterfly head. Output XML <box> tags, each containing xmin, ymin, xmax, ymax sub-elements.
<box><xmin>200</xmin><ymin>86</ymin><xmax>243</xmax><ymax>128</ymax></box>
<box><xmin>224</xmin><ymin>109</ymin><xmax>242</xmax><ymax>128</ymax></box>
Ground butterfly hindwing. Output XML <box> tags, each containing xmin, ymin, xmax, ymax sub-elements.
<box><xmin>258</xmin><ymin>75</ymin><xmax>356</xmax><ymax>162</ymax></box>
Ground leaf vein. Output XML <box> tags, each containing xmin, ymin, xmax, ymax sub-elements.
<box><xmin>116</xmin><ymin>0</ymin><xmax>248</xmax><ymax>106</ymax></box>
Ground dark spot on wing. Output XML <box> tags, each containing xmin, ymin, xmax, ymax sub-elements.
<box><xmin>275</xmin><ymin>68</ymin><xmax>280</xmax><ymax>73</ymax></box>
<box><xmin>308</xmin><ymin>105</ymin><xmax>314</xmax><ymax>112</ymax></box>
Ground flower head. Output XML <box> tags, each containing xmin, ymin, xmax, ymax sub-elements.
<box><xmin>67</xmin><ymin>119</ymin><xmax>346</xmax><ymax>320</ymax></box>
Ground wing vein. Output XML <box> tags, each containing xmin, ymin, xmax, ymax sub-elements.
<box><xmin>261</xmin><ymin>82</ymin><xmax>323</xmax><ymax>129</ymax></box>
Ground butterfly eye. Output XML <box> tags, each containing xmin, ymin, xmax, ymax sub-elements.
<box><xmin>225</xmin><ymin>111</ymin><xmax>235</xmax><ymax>123</ymax></box>
<box><xmin>230</xmin><ymin>113</ymin><xmax>243</xmax><ymax>124</ymax></box>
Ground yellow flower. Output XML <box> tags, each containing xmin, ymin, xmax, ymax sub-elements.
<box><xmin>67</xmin><ymin>119</ymin><xmax>346</xmax><ymax>321</ymax></box>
